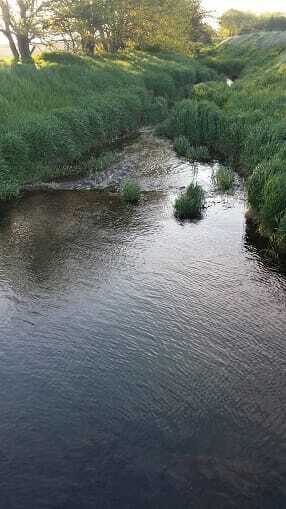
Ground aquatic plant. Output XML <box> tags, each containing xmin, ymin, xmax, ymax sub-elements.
<box><xmin>214</xmin><ymin>166</ymin><xmax>234</xmax><ymax>191</ymax></box>
<box><xmin>174</xmin><ymin>136</ymin><xmax>191</xmax><ymax>157</ymax></box>
<box><xmin>121</xmin><ymin>180</ymin><xmax>141</xmax><ymax>204</ymax></box>
<box><xmin>174</xmin><ymin>182</ymin><xmax>205</xmax><ymax>219</ymax></box>
<box><xmin>188</xmin><ymin>145</ymin><xmax>211</xmax><ymax>162</ymax></box>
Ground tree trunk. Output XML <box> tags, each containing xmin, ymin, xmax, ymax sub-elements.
<box><xmin>16</xmin><ymin>33</ymin><xmax>32</xmax><ymax>62</ymax></box>
<box><xmin>81</xmin><ymin>36</ymin><xmax>96</xmax><ymax>57</ymax></box>
<box><xmin>0</xmin><ymin>1</ymin><xmax>20</xmax><ymax>60</ymax></box>
<box><xmin>4</xmin><ymin>30</ymin><xmax>20</xmax><ymax>60</ymax></box>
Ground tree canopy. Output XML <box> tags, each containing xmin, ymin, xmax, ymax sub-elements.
<box><xmin>219</xmin><ymin>9</ymin><xmax>286</xmax><ymax>38</ymax></box>
<box><xmin>0</xmin><ymin>0</ymin><xmax>213</xmax><ymax>59</ymax></box>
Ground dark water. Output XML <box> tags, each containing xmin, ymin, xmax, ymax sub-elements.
<box><xmin>0</xmin><ymin>132</ymin><xmax>285</xmax><ymax>509</ymax></box>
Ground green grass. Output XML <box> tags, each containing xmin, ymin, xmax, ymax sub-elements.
<box><xmin>214</xmin><ymin>165</ymin><xmax>234</xmax><ymax>191</ymax></box>
<box><xmin>0</xmin><ymin>50</ymin><xmax>219</xmax><ymax>199</ymax></box>
<box><xmin>174</xmin><ymin>182</ymin><xmax>205</xmax><ymax>219</ymax></box>
<box><xmin>158</xmin><ymin>32</ymin><xmax>286</xmax><ymax>252</ymax></box>
<box><xmin>174</xmin><ymin>136</ymin><xmax>191</xmax><ymax>157</ymax></box>
<box><xmin>174</xmin><ymin>136</ymin><xmax>210</xmax><ymax>162</ymax></box>
<box><xmin>121</xmin><ymin>180</ymin><xmax>141</xmax><ymax>204</ymax></box>
<box><xmin>187</xmin><ymin>145</ymin><xmax>211</xmax><ymax>162</ymax></box>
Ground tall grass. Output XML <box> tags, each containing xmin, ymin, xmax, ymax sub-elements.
<box><xmin>0</xmin><ymin>50</ymin><xmax>219</xmax><ymax>199</ymax></box>
<box><xmin>174</xmin><ymin>183</ymin><xmax>205</xmax><ymax>219</ymax></box>
<box><xmin>214</xmin><ymin>166</ymin><xmax>234</xmax><ymax>192</ymax></box>
<box><xmin>174</xmin><ymin>136</ymin><xmax>210</xmax><ymax>162</ymax></box>
<box><xmin>159</xmin><ymin>33</ymin><xmax>286</xmax><ymax>251</ymax></box>
<box><xmin>121</xmin><ymin>180</ymin><xmax>141</xmax><ymax>204</ymax></box>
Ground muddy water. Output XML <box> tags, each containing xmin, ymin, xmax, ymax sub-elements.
<box><xmin>0</xmin><ymin>131</ymin><xmax>285</xmax><ymax>508</ymax></box>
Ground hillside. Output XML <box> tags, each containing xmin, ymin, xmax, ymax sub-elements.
<box><xmin>156</xmin><ymin>32</ymin><xmax>286</xmax><ymax>252</ymax></box>
<box><xmin>0</xmin><ymin>51</ymin><xmax>218</xmax><ymax>199</ymax></box>
<box><xmin>214</xmin><ymin>32</ymin><xmax>286</xmax><ymax>250</ymax></box>
<box><xmin>220</xmin><ymin>31</ymin><xmax>286</xmax><ymax>50</ymax></box>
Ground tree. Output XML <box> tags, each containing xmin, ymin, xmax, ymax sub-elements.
<box><xmin>46</xmin><ymin>0</ymin><xmax>107</xmax><ymax>55</ymax></box>
<box><xmin>0</xmin><ymin>0</ymin><xmax>46</xmax><ymax>61</ymax></box>
<box><xmin>219</xmin><ymin>9</ymin><xmax>286</xmax><ymax>39</ymax></box>
<box><xmin>219</xmin><ymin>9</ymin><xmax>257</xmax><ymax>38</ymax></box>
<box><xmin>46</xmin><ymin>0</ymin><xmax>212</xmax><ymax>56</ymax></box>
<box><xmin>0</xmin><ymin>0</ymin><xmax>45</xmax><ymax>61</ymax></box>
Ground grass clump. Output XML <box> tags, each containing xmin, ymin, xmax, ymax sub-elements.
<box><xmin>174</xmin><ymin>137</ymin><xmax>211</xmax><ymax>162</ymax></box>
<box><xmin>174</xmin><ymin>136</ymin><xmax>191</xmax><ymax>157</ymax></box>
<box><xmin>121</xmin><ymin>180</ymin><xmax>141</xmax><ymax>204</ymax></box>
<box><xmin>188</xmin><ymin>145</ymin><xmax>211</xmax><ymax>162</ymax></box>
<box><xmin>174</xmin><ymin>182</ymin><xmax>205</xmax><ymax>219</ymax></box>
<box><xmin>214</xmin><ymin>166</ymin><xmax>234</xmax><ymax>191</ymax></box>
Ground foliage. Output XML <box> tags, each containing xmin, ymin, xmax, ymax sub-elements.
<box><xmin>174</xmin><ymin>136</ymin><xmax>210</xmax><ymax>162</ymax></box>
<box><xmin>188</xmin><ymin>145</ymin><xmax>210</xmax><ymax>162</ymax></box>
<box><xmin>208</xmin><ymin>33</ymin><xmax>286</xmax><ymax>247</ymax></box>
<box><xmin>0</xmin><ymin>0</ymin><xmax>45</xmax><ymax>62</ymax></box>
<box><xmin>158</xmin><ymin>31</ymin><xmax>286</xmax><ymax>250</ymax></box>
<box><xmin>0</xmin><ymin>50</ymin><xmax>215</xmax><ymax>198</ymax></box>
<box><xmin>121</xmin><ymin>180</ymin><xmax>141</xmax><ymax>204</ymax></box>
<box><xmin>219</xmin><ymin>9</ymin><xmax>286</xmax><ymax>38</ymax></box>
<box><xmin>214</xmin><ymin>165</ymin><xmax>234</xmax><ymax>191</ymax></box>
<box><xmin>160</xmin><ymin>99</ymin><xmax>225</xmax><ymax>151</ymax></box>
<box><xmin>174</xmin><ymin>182</ymin><xmax>205</xmax><ymax>219</ymax></box>
<box><xmin>43</xmin><ymin>0</ymin><xmax>213</xmax><ymax>56</ymax></box>
<box><xmin>174</xmin><ymin>136</ymin><xmax>191</xmax><ymax>157</ymax></box>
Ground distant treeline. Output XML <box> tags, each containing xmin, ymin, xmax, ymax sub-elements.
<box><xmin>219</xmin><ymin>10</ymin><xmax>286</xmax><ymax>38</ymax></box>
<box><xmin>0</xmin><ymin>0</ymin><xmax>213</xmax><ymax>62</ymax></box>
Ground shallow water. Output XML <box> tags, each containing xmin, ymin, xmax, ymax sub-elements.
<box><xmin>0</xmin><ymin>131</ymin><xmax>285</xmax><ymax>508</ymax></box>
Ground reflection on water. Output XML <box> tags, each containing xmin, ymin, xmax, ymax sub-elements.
<box><xmin>0</xmin><ymin>131</ymin><xmax>285</xmax><ymax>509</ymax></box>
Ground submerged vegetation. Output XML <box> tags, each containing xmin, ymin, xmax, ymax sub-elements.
<box><xmin>174</xmin><ymin>182</ymin><xmax>205</xmax><ymax>219</ymax></box>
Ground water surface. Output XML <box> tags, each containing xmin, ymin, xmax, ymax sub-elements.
<box><xmin>0</xmin><ymin>132</ymin><xmax>285</xmax><ymax>508</ymax></box>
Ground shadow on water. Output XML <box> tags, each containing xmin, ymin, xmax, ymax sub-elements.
<box><xmin>0</xmin><ymin>131</ymin><xmax>285</xmax><ymax>508</ymax></box>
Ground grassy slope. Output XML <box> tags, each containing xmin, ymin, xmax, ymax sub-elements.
<box><xmin>159</xmin><ymin>32</ymin><xmax>286</xmax><ymax>253</ymax></box>
<box><xmin>0</xmin><ymin>50</ymin><xmax>218</xmax><ymax>199</ymax></box>
<box><xmin>212</xmin><ymin>33</ymin><xmax>286</xmax><ymax>250</ymax></box>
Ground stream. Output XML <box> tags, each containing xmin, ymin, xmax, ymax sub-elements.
<box><xmin>0</xmin><ymin>130</ymin><xmax>285</xmax><ymax>508</ymax></box>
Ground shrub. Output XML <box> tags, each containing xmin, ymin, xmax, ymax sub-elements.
<box><xmin>214</xmin><ymin>166</ymin><xmax>234</xmax><ymax>191</ymax></box>
<box><xmin>174</xmin><ymin>182</ymin><xmax>205</xmax><ymax>219</ymax></box>
<box><xmin>121</xmin><ymin>180</ymin><xmax>141</xmax><ymax>204</ymax></box>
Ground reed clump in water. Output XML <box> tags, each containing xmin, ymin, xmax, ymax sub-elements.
<box><xmin>174</xmin><ymin>182</ymin><xmax>205</xmax><ymax>219</ymax></box>
<box><xmin>214</xmin><ymin>166</ymin><xmax>234</xmax><ymax>191</ymax></box>
<box><xmin>121</xmin><ymin>180</ymin><xmax>141</xmax><ymax>204</ymax></box>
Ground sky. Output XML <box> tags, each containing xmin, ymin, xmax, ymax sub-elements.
<box><xmin>203</xmin><ymin>0</ymin><xmax>286</xmax><ymax>16</ymax></box>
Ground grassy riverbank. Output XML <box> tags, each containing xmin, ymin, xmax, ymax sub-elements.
<box><xmin>0</xmin><ymin>50</ymin><xmax>219</xmax><ymax>199</ymax></box>
<box><xmin>159</xmin><ymin>32</ymin><xmax>286</xmax><ymax>253</ymax></box>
